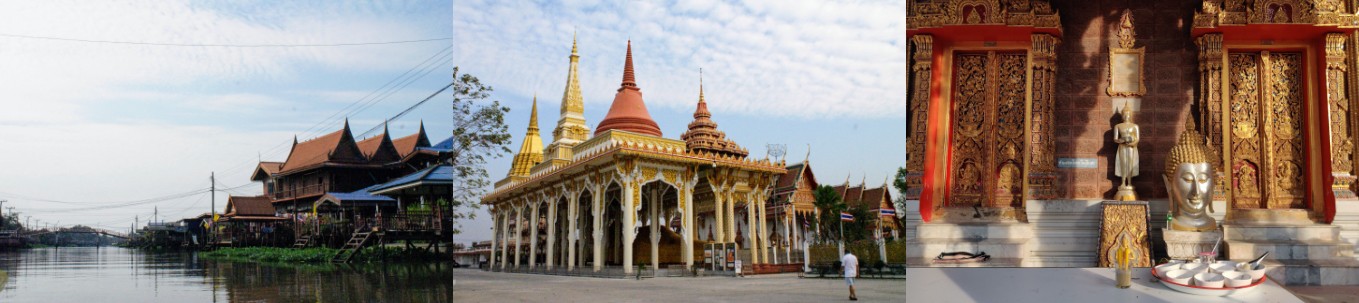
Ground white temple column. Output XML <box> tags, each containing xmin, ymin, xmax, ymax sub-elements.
<box><xmin>494</xmin><ymin>207</ymin><xmax>505</xmax><ymax>270</ymax></box>
<box><xmin>592</xmin><ymin>186</ymin><xmax>604</xmax><ymax>272</ymax></box>
<box><xmin>750</xmin><ymin>197</ymin><xmax>761</xmax><ymax>263</ymax></box>
<box><xmin>649</xmin><ymin>187</ymin><xmax>660</xmax><ymax>271</ymax></box>
<box><xmin>514</xmin><ymin>204</ymin><xmax>524</xmax><ymax>269</ymax></box>
<box><xmin>785</xmin><ymin>213</ymin><xmax>792</xmax><ymax>263</ymax></box>
<box><xmin>529</xmin><ymin>200</ymin><xmax>540</xmax><ymax>269</ymax></box>
<box><xmin>622</xmin><ymin>181</ymin><xmax>637</xmax><ymax>275</ymax></box>
<box><xmin>567</xmin><ymin>193</ymin><xmax>579</xmax><ymax>271</ymax></box>
<box><xmin>546</xmin><ymin>196</ymin><xmax>558</xmax><ymax>270</ymax></box>
<box><xmin>726</xmin><ymin>191</ymin><xmax>737</xmax><ymax>245</ymax></box>
<box><xmin>682</xmin><ymin>182</ymin><xmax>694</xmax><ymax>269</ymax></box>
<box><xmin>500</xmin><ymin>211</ymin><xmax>509</xmax><ymax>270</ymax></box>
<box><xmin>759</xmin><ymin>194</ymin><xmax>769</xmax><ymax>264</ymax></box>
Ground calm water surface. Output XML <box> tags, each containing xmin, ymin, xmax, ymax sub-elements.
<box><xmin>0</xmin><ymin>247</ymin><xmax>452</xmax><ymax>302</ymax></box>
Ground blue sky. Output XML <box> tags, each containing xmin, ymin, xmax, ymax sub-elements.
<box><xmin>0</xmin><ymin>1</ymin><xmax>454</xmax><ymax>231</ymax></box>
<box><xmin>0</xmin><ymin>0</ymin><xmax>906</xmax><ymax>240</ymax></box>
<box><xmin>453</xmin><ymin>0</ymin><xmax>906</xmax><ymax>243</ymax></box>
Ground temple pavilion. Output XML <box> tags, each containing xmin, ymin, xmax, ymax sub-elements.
<box><xmin>482</xmin><ymin>38</ymin><xmax>786</xmax><ymax>275</ymax></box>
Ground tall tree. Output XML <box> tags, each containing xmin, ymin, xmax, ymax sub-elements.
<box><xmin>812</xmin><ymin>185</ymin><xmax>844</xmax><ymax>243</ymax></box>
<box><xmin>892</xmin><ymin>167</ymin><xmax>909</xmax><ymax>230</ymax></box>
<box><xmin>446</xmin><ymin>67</ymin><xmax>513</xmax><ymax>236</ymax></box>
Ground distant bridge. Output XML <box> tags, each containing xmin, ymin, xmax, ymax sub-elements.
<box><xmin>19</xmin><ymin>227</ymin><xmax>129</xmax><ymax>240</ymax></box>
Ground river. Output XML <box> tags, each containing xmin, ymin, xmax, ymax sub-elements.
<box><xmin>0</xmin><ymin>247</ymin><xmax>453</xmax><ymax>302</ymax></box>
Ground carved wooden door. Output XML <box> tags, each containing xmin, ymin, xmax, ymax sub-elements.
<box><xmin>1226</xmin><ymin>51</ymin><xmax>1307</xmax><ymax>210</ymax></box>
<box><xmin>948</xmin><ymin>51</ymin><xmax>1027</xmax><ymax>208</ymax></box>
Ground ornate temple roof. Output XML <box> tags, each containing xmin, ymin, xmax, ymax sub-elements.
<box><xmin>595</xmin><ymin>41</ymin><xmax>663</xmax><ymax>137</ymax></box>
<box><xmin>680</xmin><ymin>71</ymin><xmax>748</xmax><ymax>158</ymax></box>
<box><xmin>508</xmin><ymin>96</ymin><xmax>544</xmax><ymax>177</ymax></box>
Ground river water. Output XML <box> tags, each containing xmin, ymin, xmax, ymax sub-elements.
<box><xmin>0</xmin><ymin>247</ymin><xmax>453</xmax><ymax>302</ymax></box>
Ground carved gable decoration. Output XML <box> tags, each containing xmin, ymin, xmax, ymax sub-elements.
<box><xmin>908</xmin><ymin>0</ymin><xmax>1060</xmax><ymax>30</ymax></box>
<box><xmin>1194</xmin><ymin>0</ymin><xmax>1358</xmax><ymax>29</ymax></box>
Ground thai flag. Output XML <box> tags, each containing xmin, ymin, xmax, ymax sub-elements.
<box><xmin>840</xmin><ymin>212</ymin><xmax>854</xmax><ymax>222</ymax></box>
<box><xmin>880</xmin><ymin>208</ymin><xmax>896</xmax><ymax>216</ymax></box>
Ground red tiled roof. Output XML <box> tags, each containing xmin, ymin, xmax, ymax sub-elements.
<box><xmin>279</xmin><ymin>122</ymin><xmax>367</xmax><ymax>173</ymax></box>
<box><xmin>857</xmin><ymin>187</ymin><xmax>888</xmax><ymax>210</ymax></box>
<box><xmin>774</xmin><ymin>163</ymin><xmax>805</xmax><ymax>190</ymax></box>
<box><xmin>356</xmin><ymin>133</ymin><xmax>387</xmax><ymax>157</ymax></box>
<box><xmin>356</xmin><ymin>130</ymin><xmax>400</xmax><ymax>164</ymax></box>
<box><xmin>250</xmin><ymin>162</ymin><xmax>283</xmax><ymax>181</ymax></box>
<box><xmin>225</xmin><ymin>196</ymin><xmax>275</xmax><ymax>217</ymax></box>
<box><xmin>392</xmin><ymin>123</ymin><xmax>430</xmax><ymax>158</ymax></box>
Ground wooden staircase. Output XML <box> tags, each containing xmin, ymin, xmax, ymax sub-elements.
<box><xmin>331</xmin><ymin>230</ymin><xmax>382</xmax><ymax>263</ymax></box>
<box><xmin>292</xmin><ymin>235</ymin><xmax>311</xmax><ymax>248</ymax></box>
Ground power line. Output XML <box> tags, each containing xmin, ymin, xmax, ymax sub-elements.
<box><xmin>359</xmin><ymin>81</ymin><xmax>455</xmax><ymax>138</ymax></box>
<box><xmin>0</xmin><ymin>33</ymin><xmax>452</xmax><ymax>47</ymax></box>
<box><xmin>211</xmin><ymin>44</ymin><xmax>456</xmax><ymax>176</ymax></box>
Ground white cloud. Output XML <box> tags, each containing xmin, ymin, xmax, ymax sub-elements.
<box><xmin>0</xmin><ymin>0</ymin><xmax>452</xmax><ymax>226</ymax></box>
<box><xmin>451</xmin><ymin>0</ymin><xmax>905</xmax><ymax>119</ymax></box>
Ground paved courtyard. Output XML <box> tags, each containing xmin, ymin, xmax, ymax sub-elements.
<box><xmin>453</xmin><ymin>268</ymin><xmax>905</xmax><ymax>302</ymax></box>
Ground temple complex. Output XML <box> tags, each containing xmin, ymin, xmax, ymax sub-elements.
<box><xmin>482</xmin><ymin>39</ymin><xmax>788</xmax><ymax>275</ymax></box>
<box><xmin>907</xmin><ymin>0</ymin><xmax>1359</xmax><ymax>285</ymax></box>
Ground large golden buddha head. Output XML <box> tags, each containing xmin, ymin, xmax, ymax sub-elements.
<box><xmin>1164</xmin><ymin>120</ymin><xmax>1216</xmax><ymax>232</ymax></box>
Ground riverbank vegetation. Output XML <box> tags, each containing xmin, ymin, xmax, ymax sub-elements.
<box><xmin>202</xmin><ymin>246</ymin><xmax>448</xmax><ymax>264</ymax></box>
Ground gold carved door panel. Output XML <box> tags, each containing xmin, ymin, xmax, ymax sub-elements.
<box><xmin>949</xmin><ymin>51</ymin><xmax>1027</xmax><ymax>208</ymax></box>
<box><xmin>1226</xmin><ymin>51</ymin><xmax>1306</xmax><ymax>210</ymax></box>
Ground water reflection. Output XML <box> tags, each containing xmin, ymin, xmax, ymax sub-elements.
<box><xmin>0</xmin><ymin>247</ymin><xmax>452</xmax><ymax>302</ymax></box>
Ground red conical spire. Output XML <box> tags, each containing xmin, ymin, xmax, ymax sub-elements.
<box><xmin>596</xmin><ymin>41</ymin><xmax>662</xmax><ymax>137</ymax></box>
<box><xmin>620</xmin><ymin>40</ymin><xmax>637</xmax><ymax>91</ymax></box>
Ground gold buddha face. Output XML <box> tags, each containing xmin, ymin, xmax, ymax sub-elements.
<box><xmin>1171</xmin><ymin>162</ymin><xmax>1212</xmax><ymax>213</ymax></box>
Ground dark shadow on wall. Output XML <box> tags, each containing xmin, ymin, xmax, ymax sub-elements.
<box><xmin>1051</xmin><ymin>0</ymin><xmax>1201</xmax><ymax>200</ymax></box>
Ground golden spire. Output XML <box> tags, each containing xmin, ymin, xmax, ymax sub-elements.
<box><xmin>699</xmin><ymin>68</ymin><xmax>705</xmax><ymax>103</ymax></box>
<box><xmin>528</xmin><ymin>94</ymin><xmax>539</xmax><ymax>132</ymax></box>
<box><xmin>551</xmin><ymin>32</ymin><xmax>588</xmax><ymax>144</ymax></box>
<box><xmin>510</xmin><ymin>95</ymin><xmax>544</xmax><ymax>177</ymax></box>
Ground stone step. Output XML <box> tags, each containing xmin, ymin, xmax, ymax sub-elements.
<box><xmin>1223</xmin><ymin>224</ymin><xmax>1340</xmax><ymax>242</ymax></box>
<box><xmin>1251</xmin><ymin>259</ymin><xmax>1359</xmax><ymax>286</ymax></box>
<box><xmin>915</xmin><ymin>223</ymin><xmax>1034</xmax><ymax>240</ymax></box>
<box><xmin>906</xmin><ymin>257</ymin><xmax>1023</xmax><ymax>268</ymax></box>
<box><xmin>906</xmin><ymin>239</ymin><xmax>1028</xmax><ymax>261</ymax></box>
<box><xmin>1224</xmin><ymin>240</ymin><xmax>1355</xmax><ymax>260</ymax></box>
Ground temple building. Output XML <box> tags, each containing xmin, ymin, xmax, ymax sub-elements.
<box><xmin>831</xmin><ymin>177</ymin><xmax>902</xmax><ymax>240</ymax></box>
<box><xmin>482</xmin><ymin>38</ymin><xmax>787</xmax><ymax>275</ymax></box>
<box><xmin>906</xmin><ymin>0</ymin><xmax>1359</xmax><ymax>285</ymax></box>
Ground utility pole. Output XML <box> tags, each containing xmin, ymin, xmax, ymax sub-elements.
<box><xmin>210</xmin><ymin>172</ymin><xmax>216</xmax><ymax>247</ymax></box>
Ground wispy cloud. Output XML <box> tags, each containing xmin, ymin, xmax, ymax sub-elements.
<box><xmin>0</xmin><ymin>0</ymin><xmax>452</xmax><ymax>226</ymax></box>
<box><xmin>452</xmin><ymin>0</ymin><xmax>906</xmax><ymax>119</ymax></box>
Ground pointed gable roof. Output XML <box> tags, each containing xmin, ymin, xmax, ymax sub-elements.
<box><xmin>250</xmin><ymin>162</ymin><xmax>283</xmax><ymax>181</ymax></box>
<box><xmin>356</xmin><ymin>124</ymin><xmax>401</xmax><ymax>164</ymax></box>
<box><xmin>279</xmin><ymin>120</ymin><xmax>367</xmax><ymax>174</ymax></box>
<box><xmin>392</xmin><ymin>121</ymin><xmax>432</xmax><ymax>158</ymax></box>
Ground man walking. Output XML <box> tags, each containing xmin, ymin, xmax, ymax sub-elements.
<box><xmin>841</xmin><ymin>251</ymin><xmax>859</xmax><ymax>301</ymax></box>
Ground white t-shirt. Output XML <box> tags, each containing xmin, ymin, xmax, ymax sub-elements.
<box><xmin>841</xmin><ymin>253</ymin><xmax>859</xmax><ymax>277</ymax></box>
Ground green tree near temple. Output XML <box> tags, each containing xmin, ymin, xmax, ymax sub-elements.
<box><xmin>892</xmin><ymin>167</ymin><xmax>909</xmax><ymax>227</ymax></box>
<box><xmin>446</xmin><ymin>67</ymin><xmax>513</xmax><ymax>236</ymax></box>
<box><xmin>812</xmin><ymin>185</ymin><xmax>871</xmax><ymax>243</ymax></box>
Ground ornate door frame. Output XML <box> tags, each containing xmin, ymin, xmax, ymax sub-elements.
<box><xmin>1192</xmin><ymin>0</ymin><xmax>1359</xmax><ymax>223</ymax></box>
<box><xmin>906</xmin><ymin>0</ymin><xmax>1061</xmax><ymax>223</ymax></box>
